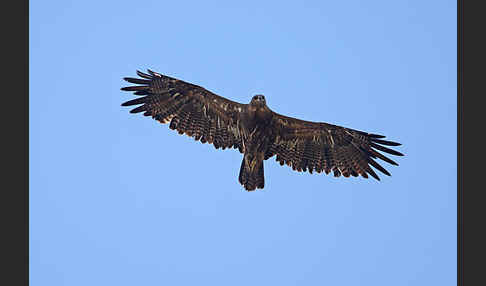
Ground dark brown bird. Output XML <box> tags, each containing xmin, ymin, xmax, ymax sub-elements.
<box><xmin>121</xmin><ymin>70</ymin><xmax>404</xmax><ymax>191</ymax></box>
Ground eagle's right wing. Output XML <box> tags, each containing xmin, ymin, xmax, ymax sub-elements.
<box><xmin>266</xmin><ymin>112</ymin><xmax>404</xmax><ymax>180</ymax></box>
<box><xmin>121</xmin><ymin>70</ymin><xmax>246</xmax><ymax>152</ymax></box>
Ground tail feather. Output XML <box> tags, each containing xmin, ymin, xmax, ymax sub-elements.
<box><xmin>238</xmin><ymin>158</ymin><xmax>264</xmax><ymax>191</ymax></box>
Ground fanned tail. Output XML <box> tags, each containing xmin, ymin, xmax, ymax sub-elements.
<box><xmin>238</xmin><ymin>157</ymin><xmax>264</xmax><ymax>191</ymax></box>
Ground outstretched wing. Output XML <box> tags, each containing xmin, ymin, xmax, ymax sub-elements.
<box><xmin>121</xmin><ymin>70</ymin><xmax>246</xmax><ymax>151</ymax></box>
<box><xmin>266</xmin><ymin>113</ymin><xmax>404</xmax><ymax>180</ymax></box>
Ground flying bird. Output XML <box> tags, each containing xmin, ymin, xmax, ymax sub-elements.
<box><xmin>121</xmin><ymin>70</ymin><xmax>404</xmax><ymax>191</ymax></box>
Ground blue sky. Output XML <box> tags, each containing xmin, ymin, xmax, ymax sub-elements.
<box><xmin>30</xmin><ymin>1</ymin><xmax>456</xmax><ymax>285</ymax></box>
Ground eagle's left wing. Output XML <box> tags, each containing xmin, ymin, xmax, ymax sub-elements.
<box><xmin>121</xmin><ymin>70</ymin><xmax>246</xmax><ymax>151</ymax></box>
<box><xmin>266</xmin><ymin>112</ymin><xmax>404</xmax><ymax>180</ymax></box>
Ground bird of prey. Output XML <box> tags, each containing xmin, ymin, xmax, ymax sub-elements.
<box><xmin>121</xmin><ymin>70</ymin><xmax>403</xmax><ymax>191</ymax></box>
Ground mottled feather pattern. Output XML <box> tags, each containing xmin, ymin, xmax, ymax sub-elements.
<box><xmin>121</xmin><ymin>70</ymin><xmax>245</xmax><ymax>152</ymax></box>
<box><xmin>122</xmin><ymin>69</ymin><xmax>404</xmax><ymax>191</ymax></box>
<box><xmin>267</xmin><ymin>114</ymin><xmax>404</xmax><ymax>181</ymax></box>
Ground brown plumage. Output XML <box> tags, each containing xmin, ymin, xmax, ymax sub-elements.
<box><xmin>121</xmin><ymin>69</ymin><xmax>404</xmax><ymax>191</ymax></box>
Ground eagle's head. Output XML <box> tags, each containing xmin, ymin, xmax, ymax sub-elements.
<box><xmin>250</xmin><ymin>94</ymin><xmax>266</xmax><ymax>107</ymax></box>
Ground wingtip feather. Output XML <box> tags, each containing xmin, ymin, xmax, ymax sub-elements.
<box><xmin>368</xmin><ymin>133</ymin><xmax>386</xmax><ymax>138</ymax></box>
<box><xmin>368</xmin><ymin>158</ymin><xmax>391</xmax><ymax>176</ymax></box>
<box><xmin>366</xmin><ymin>167</ymin><xmax>380</xmax><ymax>181</ymax></box>
<box><xmin>370</xmin><ymin>142</ymin><xmax>404</xmax><ymax>156</ymax></box>
<box><xmin>371</xmin><ymin>138</ymin><xmax>402</xmax><ymax>146</ymax></box>
<box><xmin>136</xmin><ymin>70</ymin><xmax>153</xmax><ymax>79</ymax></box>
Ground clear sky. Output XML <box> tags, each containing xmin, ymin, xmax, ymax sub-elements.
<box><xmin>30</xmin><ymin>1</ymin><xmax>456</xmax><ymax>285</ymax></box>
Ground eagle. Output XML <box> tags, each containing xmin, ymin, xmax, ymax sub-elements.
<box><xmin>121</xmin><ymin>69</ymin><xmax>403</xmax><ymax>191</ymax></box>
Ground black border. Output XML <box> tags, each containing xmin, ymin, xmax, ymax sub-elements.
<box><xmin>458</xmin><ymin>0</ymin><xmax>462</xmax><ymax>284</ymax></box>
<box><xmin>4</xmin><ymin>0</ymin><xmax>29</xmax><ymax>284</ymax></box>
<box><xmin>460</xmin><ymin>0</ymin><xmax>484</xmax><ymax>285</ymax></box>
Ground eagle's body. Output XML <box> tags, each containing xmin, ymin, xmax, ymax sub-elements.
<box><xmin>122</xmin><ymin>70</ymin><xmax>404</xmax><ymax>191</ymax></box>
<box><xmin>237</xmin><ymin>97</ymin><xmax>275</xmax><ymax>190</ymax></box>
